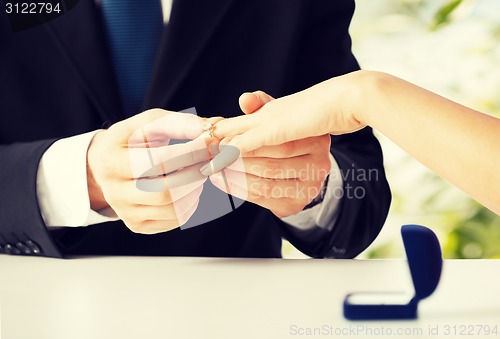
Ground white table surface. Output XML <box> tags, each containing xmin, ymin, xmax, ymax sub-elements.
<box><xmin>0</xmin><ymin>257</ymin><xmax>499</xmax><ymax>339</ymax></box>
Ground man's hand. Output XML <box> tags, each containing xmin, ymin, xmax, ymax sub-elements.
<box><xmin>87</xmin><ymin>109</ymin><xmax>217</xmax><ymax>234</ymax></box>
<box><xmin>208</xmin><ymin>92</ymin><xmax>331</xmax><ymax>218</ymax></box>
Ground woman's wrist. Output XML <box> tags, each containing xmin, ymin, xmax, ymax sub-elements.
<box><xmin>352</xmin><ymin>70</ymin><xmax>393</xmax><ymax>128</ymax></box>
<box><xmin>319</xmin><ymin>70</ymin><xmax>373</xmax><ymax>134</ymax></box>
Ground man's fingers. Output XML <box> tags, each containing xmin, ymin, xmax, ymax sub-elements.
<box><xmin>115</xmin><ymin>178</ymin><xmax>204</xmax><ymax>206</ymax></box>
<box><xmin>129</xmin><ymin>137</ymin><xmax>218</xmax><ymax>179</ymax></box>
<box><xmin>136</xmin><ymin>162</ymin><xmax>208</xmax><ymax>192</ymax></box>
<box><xmin>165</xmin><ymin>162</ymin><xmax>210</xmax><ymax>188</ymax></box>
<box><xmin>239</xmin><ymin>91</ymin><xmax>275</xmax><ymax>114</ymax></box>
<box><xmin>121</xmin><ymin>109</ymin><xmax>207</xmax><ymax>145</ymax></box>
<box><xmin>240</xmin><ymin>136</ymin><xmax>325</xmax><ymax>158</ymax></box>
<box><xmin>219</xmin><ymin>169</ymin><xmax>308</xmax><ymax>199</ymax></box>
<box><xmin>137</xmin><ymin>147</ymin><xmax>208</xmax><ymax>176</ymax></box>
<box><xmin>146</xmin><ymin>137</ymin><xmax>215</xmax><ymax>166</ymax></box>
<box><xmin>209</xmin><ymin>172</ymin><xmax>252</xmax><ymax>203</ymax></box>
<box><xmin>126</xmin><ymin>219</ymin><xmax>182</xmax><ymax>235</ymax></box>
<box><xmin>229</xmin><ymin>154</ymin><xmax>319</xmax><ymax>180</ymax></box>
<box><xmin>200</xmin><ymin>144</ymin><xmax>241</xmax><ymax>176</ymax></box>
<box><xmin>132</xmin><ymin>185</ymin><xmax>203</xmax><ymax>221</ymax></box>
<box><xmin>126</xmin><ymin>199</ymin><xmax>199</xmax><ymax>234</ymax></box>
<box><xmin>209</xmin><ymin>173</ymin><xmax>303</xmax><ymax>218</ymax></box>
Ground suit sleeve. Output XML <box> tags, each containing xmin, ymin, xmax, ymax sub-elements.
<box><xmin>280</xmin><ymin>128</ymin><xmax>391</xmax><ymax>258</ymax></box>
<box><xmin>0</xmin><ymin>141</ymin><xmax>63</xmax><ymax>258</ymax></box>
<box><xmin>278</xmin><ymin>0</ymin><xmax>392</xmax><ymax>258</ymax></box>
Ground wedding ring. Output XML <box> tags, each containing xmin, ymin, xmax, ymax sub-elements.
<box><xmin>201</xmin><ymin>120</ymin><xmax>215</xmax><ymax>137</ymax></box>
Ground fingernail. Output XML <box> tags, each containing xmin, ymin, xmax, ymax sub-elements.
<box><xmin>200</xmin><ymin>163</ymin><xmax>212</xmax><ymax>176</ymax></box>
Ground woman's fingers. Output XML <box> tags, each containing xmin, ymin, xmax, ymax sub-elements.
<box><xmin>239</xmin><ymin>91</ymin><xmax>275</xmax><ymax>114</ymax></box>
<box><xmin>212</xmin><ymin>90</ymin><xmax>275</xmax><ymax>138</ymax></box>
<box><xmin>212</xmin><ymin>113</ymin><xmax>260</xmax><ymax>139</ymax></box>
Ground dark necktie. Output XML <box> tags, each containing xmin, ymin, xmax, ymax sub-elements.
<box><xmin>101</xmin><ymin>0</ymin><xmax>163</xmax><ymax>116</ymax></box>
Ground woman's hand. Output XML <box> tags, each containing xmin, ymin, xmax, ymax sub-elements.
<box><xmin>204</xmin><ymin>71</ymin><xmax>369</xmax><ymax>174</ymax></box>
<box><xmin>203</xmin><ymin>89</ymin><xmax>332</xmax><ymax>217</ymax></box>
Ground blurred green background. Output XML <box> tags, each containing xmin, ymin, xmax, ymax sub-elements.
<box><xmin>283</xmin><ymin>0</ymin><xmax>500</xmax><ymax>259</ymax></box>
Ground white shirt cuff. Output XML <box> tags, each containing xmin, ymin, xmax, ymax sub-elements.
<box><xmin>282</xmin><ymin>154</ymin><xmax>343</xmax><ymax>231</ymax></box>
<box><xmin>36</xmin><ymin>131</ymin><xmax>118</xmax><ymax>227</ymax></box>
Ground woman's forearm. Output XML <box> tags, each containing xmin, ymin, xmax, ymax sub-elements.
<box><xmin>353</xmin><ymin>71</ymin><xmax>500</xmax><ymax>214</ymax></box>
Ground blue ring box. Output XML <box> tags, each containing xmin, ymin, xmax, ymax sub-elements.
<box><xmin>343</xmin><ymin>224</ymin><xmax>443</xmax><ymax>320</ymax></box>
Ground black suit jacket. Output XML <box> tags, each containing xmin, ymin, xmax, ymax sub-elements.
<box><xmin>0</xmin><ymin>0</ymin><xmax>391</xmax><ymax>258</ymax></box>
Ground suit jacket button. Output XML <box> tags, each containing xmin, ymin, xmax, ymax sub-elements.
<box><xmin>26</xmin><ymin>240</ymin><xmax>42</xmax><ymax>255</ymax></box>
<box><xmin>16</xmin><ymin>242</ymin><xmax>32</xmax><ymax>255</ymax></box>
<box><xmin>5</xmin><ymin>244</ymin><xmax>21</xmax><ymax>255</ymax></box>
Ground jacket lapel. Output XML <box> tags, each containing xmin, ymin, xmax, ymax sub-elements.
<box><xmin>145</xmin><ymin>0</ymin><xmax>235</xmax><ymax>110</ymax></box>
<box><xmin>42</xmin><ymin>0</ymin><xmax>235</xmax><ymax>121</ymax></box>
<box><xmin>42</xmin><ymin>0</ymin><xmax>123</xmax><ymax>123</ymax></box>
